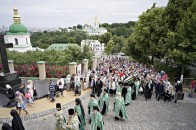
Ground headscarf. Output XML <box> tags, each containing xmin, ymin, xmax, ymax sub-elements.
<box><xmin>1</xmin><ymin>123</ymin><xmax>13</xmax><ymax>130</ymax></box>
<box><xmin>75</xmin><ymin>98</ymin><xmax>85</xmax><ymax>118</ymax></box>
<box><xmin>6</xmin><ymin>84</ymin><xmax>12</xmax><ymax>89</ymax></box>
<box><xmin>10</xmin><ymin>109</ymin><xmax>25</xmax><ymax>130</ymax></box>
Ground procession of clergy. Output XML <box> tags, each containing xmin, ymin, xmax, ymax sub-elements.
<box><xmin>53</xmin><ymin>56</ymin><xmax>174</xmax><ymax>130</ymax></box>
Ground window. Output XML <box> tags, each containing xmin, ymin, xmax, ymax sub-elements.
<box><xmin>14</xmin><ymin>38</ymin><xmax>18</xmax><ymax>45</ymax></box>
<box><xmin>26</xmin><ymin>38</ymin><xmax>28</xmax><ymax>44</ymax></box>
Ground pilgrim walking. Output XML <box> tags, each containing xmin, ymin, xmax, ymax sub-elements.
<box><xmin>113</xmin><ymin>92</ymin><xmax>128</xmax><ymax>121</ymax></box>
<box><xmin>54</xmin><ymin>103</ymin><xmax>66</xmax><ymax>130</ymax></box>
<box><xmin>90</xmin><ymin>106</ymin><xmax>104</xmax><ymax>130</ymax></box>
<box><xmin>65</xmin><ymin>108</ymin><xmax>80</xmax><ymax>130</ymax></box>
<box><xmin>88</xmin><ymin>94</ymin><xmax>99</xmax><ymax>122</ymax></box>
<box><xmin>10</xmin><ymin>109</ymin><xmax>25</xmax><ymax>130</ymax></box>
<box><xmin>74</xmin><ymin>98</ymin><xmax>86</xmax><ymax>130</ymax></box>
<box><xmin>98</xmin><ymin>89</ymin><xmax>109</xmax><ymax>115</ymax></box>
<box><xmin>1</xmin><ymin>123</ymin><xmax>13</xmax><ymax>130</ymax></box>
<box><xmin>96</xmin><ymin>78</ymin><xmax>103</xmax><ymax>97</ymax></box>
<box><xmin>125</xmin><ymin>83</ymin><xmax>133</xmax><ymax>106</ymax></box>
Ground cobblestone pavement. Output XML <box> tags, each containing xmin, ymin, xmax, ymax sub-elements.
<box><xmin>2</xmin><ymin>92</ymin><xmax>196</xmax><ymax>130</ymax></box>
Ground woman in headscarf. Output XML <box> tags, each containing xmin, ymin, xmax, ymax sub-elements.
<box><xmin>10</xmin><ymin>109</ymin><xmax>25</xmax><ymax>130</ymax></box>
<box><xmin>1</xmin><ymin>123</ymin><xmax>13</xmax><ymax>130</ymax></box>
<box><xmin>54</xmin><ymin>103</ymin><xmax>66</xmax><ymax>130</ymax></box>
<box><xmin>74</xmin><ymin>98</ymin><xmax>86</xmax><ymax>130</ymax></box>
<box><xmin>98</xmin><ymin>89</ymin><xmax>109</xmax><ymax>115</ymax></box>
<box><xmin>15</xmin><ymin>91</ymin><xmax>28</xmax><ymax>115</ymax></box>
<box><xmin>74</xmin><ymin>78</ymin><xmax>81</xmax><ymax>96</ymax></box>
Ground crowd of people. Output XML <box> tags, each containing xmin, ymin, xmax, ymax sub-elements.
<box><xmin>2</xmin><ymin>55</ymin><xmax>196</xmax><ymax>130</ymax></box>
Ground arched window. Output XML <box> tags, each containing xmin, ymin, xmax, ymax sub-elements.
<box><xmin>26</xmin><ymin>38</ymin><xmax>28</xmax><ymax>44</ymax></box>
<box><xmin>14</xmin><ymin>38</ymin><xmax>18</xmax><ymax>45</ymax></box>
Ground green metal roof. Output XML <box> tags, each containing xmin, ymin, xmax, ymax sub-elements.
<box><xmin>47</xmin><ymin>43</ymin><xmax>80</xmax><ymax>51</ymax></box>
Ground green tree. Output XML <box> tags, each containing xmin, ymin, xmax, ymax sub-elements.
<box><xmin>77</xmin><ymin>24</ymin><xmax>83</xmax><ymax>29</ymax></box>
<box><xmin>164</xmin><ymin>0</ymin><xmax>196</xmax><ymax>79</ymax></box>
<box><xmin>98</xmin><ymin>32</ymin><xmax>112</xmax><ymax>45</ymax></box>
<box><xmin>104</xmin><ymin>40</ymin><xmax>115</xmax><ymax>54</ymax></box>
<box><xmin>128</xmin><ymin>5</ymin><xmax>166</xmax><ymax>64</ymax></box>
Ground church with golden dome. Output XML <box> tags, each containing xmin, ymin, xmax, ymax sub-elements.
<box><xmin>4</xmin><ymin>6</ymin><xmax>43</xmax><ymax>52</ymax></box>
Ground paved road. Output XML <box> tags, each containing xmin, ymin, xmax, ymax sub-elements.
<box><xmin>2</xmin><ymin>92</ymin><xmax>196</xmax><ymax>130</ymax></box>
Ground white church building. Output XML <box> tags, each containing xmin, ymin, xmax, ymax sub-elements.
<box><xmin>81</xmin><ymin>39</ymin><xmax>105</xmax><ymax>56</ymax></box>
<box><xmin>4</xmin><ymin>6</ymin><xmax>43</xmax><ymax>52</ymax></box>
<box><xmin>83</xmin><ymin>16</ymin><xmax>107</xmax><ymax>36</ymax></box>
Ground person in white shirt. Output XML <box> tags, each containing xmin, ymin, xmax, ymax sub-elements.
<box><xmin>57</xmin><ymin>76</ymin><xmax>65</xmax><ymax>97</ymax></box>
<box><xmin>26</xmin><ymin>80</ymin><xmax>34</xmax><ymax>99</ymax></box>
<box><xmin>109</xmin><ymin>78</ymin><xmax>116</xmax><ymax>96</ymax></box>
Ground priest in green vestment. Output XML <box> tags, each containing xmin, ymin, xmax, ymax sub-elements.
<box><xmin>125</xmin><ymin>84</ymin><xmax>133</xmax><ymax>106</ymax></box>
<box><xmin>116</xmin><ymin>81</ymin><xmax>123</xmax><ymax>94</ymax></box>
<box><xmin>90</xmin><ymin>106</ymin><xmax>104</xmax><ymax>130</ymax></box>
<box><xmin>54</xmin><ymin>103</ymin><xmax>66</xmax><ymax>130</ymax></box>
<box><xmin>88</xmin><ymin>94</ymin><xmax>99</xmax><ymax>122</ymax></box>
<box><xmin>134</xmin><ymin>78</ymin><xmax>140</xmax><ymax>97</ymax></box>
<box><xmin>98</xmin><ymin>89</ymin><xmax>109</xmax><ymax>115</ymax></box>
<box><xmin>74</xmin><ymin>98</ymin><xmax>86</xmax><ymax>130</ymax></box>
<box><xmin>65</xmin><ymin>108</ymin><xmax>80</xmax><ymax>130</ymax></box>
<box><xmin>113</xmin><ymin>92</ymin><xmax>128</xmax><ymax>121</ymax></box>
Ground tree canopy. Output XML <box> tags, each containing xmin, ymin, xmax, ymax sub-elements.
<box><xmin>123</xmin><ymin>0</ymin><xmax>196</xmax><ymax>77</ymax></box>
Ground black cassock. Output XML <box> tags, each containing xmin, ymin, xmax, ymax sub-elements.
<box><xmin>122</xmin><ymin>87</ymin><xmax>127</xmax><ymax>101</ymax></box>
<box><xmin>131</xmin><ymin>83</ymin><xmax>136</xmax><ymax>100</ymax></box>
<box><xmin>96</xmin><ymin>81</ymin><xmax>103</xmax><ymax>97</ymax></box>
<box><xmin>99</xmin><ymin>100</ymin><xmax>107</xmax><ymax>115</ymax></box>
<box><xmin>6</xmin><ymin>88</ymin><xmax>15</xmax><ymax>100</ymax></box>
<box><xmin>6</xmin><ymin>88</ymin><xmax>15</xmax><ymax>106</ymax></box>
<box><xmin>144</xmin><ymin>82</ymin><xmax>153</xmax><ymax>100</ymax></box>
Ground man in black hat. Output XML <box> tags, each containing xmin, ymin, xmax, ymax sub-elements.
<box><xmin>90</xmin><ymin>106</ymin><xmax>104</xmax><ymax>130</ymax></box>
<box><xmin>96</xmin><ymin>78</ymin><xmax>103</xmax><ymax>97</ymax></box>
<box><xmin>66</xmin><ymin>108</ymin><xmax>80</xmax><ymax>130</ymax></box>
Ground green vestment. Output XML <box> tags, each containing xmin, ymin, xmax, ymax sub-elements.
<box><xmin>54</xmin><ymin>110</ymin><xmax>66</xmax><ymax>130</ymax></box>
<box><xmin>99</xmin><ymin>93</ymin><xmax>109</xmax><ymax>114</ymax></box>
<box><xmin>125</xmin><ymin>87</ymin><xmax>133</xmax><ymax>104</ymax></box>
<box><xmin>113</xmin><ymin>96</ymin><xmax>128</xmax><ymax>120</ymax></box>
<box><xmin>116</xmin><ymin>86</ymin><xmax>122</xmax><ymax>94</ymax></box>
<box><xmin>135</xmin><ymin>81</ymin><xmax>140</xmax><ymax>96</ymax></box>
<box><xmin>74</xmin><ymin>105</ymin><xmax>86</xmax><ymax>130</ymax></box>
<box><xmin>88</xmin><ymin>98</ymin><xmax>98</xmax><ymax>116</ymax></box>
<box><xmin>90</xmin><ymin>111</ymin><xmax>104</xmax><ymax>130</ymax></box>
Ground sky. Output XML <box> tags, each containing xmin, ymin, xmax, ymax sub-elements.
<box><xmin>0</xmin><ymin>0</ymin><xmax>168</xmax><ymax>28</ymax></box>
